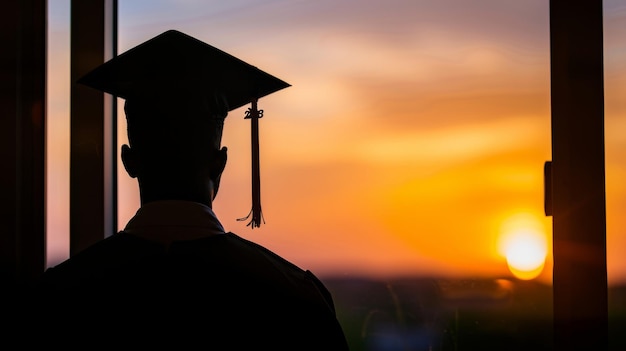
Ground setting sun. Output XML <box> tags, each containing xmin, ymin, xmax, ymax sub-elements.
<box><xmin>498</xmin><ymin>214</ymin><xmax>549</xmax><ymax>280</ymax></box>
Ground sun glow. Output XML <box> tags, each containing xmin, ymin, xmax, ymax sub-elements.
<box><xmin>498</xmin><ymin>214</ymin><xmax>548</xmax><ymax>280</ymax></box>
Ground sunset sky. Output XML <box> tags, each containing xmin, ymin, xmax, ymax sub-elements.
<box><xmin>46</xmin><ymin>0</ymin><xmax>626</xmax><ymax>285</ymax></box>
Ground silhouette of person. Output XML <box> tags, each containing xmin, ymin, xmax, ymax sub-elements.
<box><xmin>27</xmin><ymin>30</ymin><xmax>349</xmax><ymax>350</ymax></box>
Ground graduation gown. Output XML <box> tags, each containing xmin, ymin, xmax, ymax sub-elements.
<box><xmin>27</xmin><ymin>232</ymin><xmax>349</xmax><ymax>350</ymax></box>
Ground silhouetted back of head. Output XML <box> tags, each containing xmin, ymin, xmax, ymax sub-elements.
<box><xmin>124</xmin><ymin>90</ymin><xmax>227</xmax><ymax>172</ymax></box>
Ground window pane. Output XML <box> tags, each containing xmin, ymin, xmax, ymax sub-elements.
<box><xmin>46</xmin><ymin>0</ymin><xmax>70</xmax><ymax>267</ymax></box>
<box><xmin>604</xmin><ymin>0</ymin><xmax>626</xmax><ymax>349</ymax></box>
<box><xmin>116</xmin><ymin>1</ymin><xmax>555</xmax><ymax>349</ymax></box>
<box><xmin>44</xmin><ymin>1</ymin><xmax>626</xmax><ymax>349</ymax></box>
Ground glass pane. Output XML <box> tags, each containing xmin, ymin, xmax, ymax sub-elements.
<box><xmin>46</xmin><ymin>0</ymin><xmax>70</xmax><ymax>267</ymax></box>
<box><xmin>46</xmin><ymin>0</ymin><xmax>626</xmax><ymax>350</ymax></box>
<box><xmin>117</xmin><ymin>1</ymin><xmax>554</xmax><ymax>350</ymax></box>
<box><xmin>604</xmin><ymin>1</ymin><xmax>626</xmax><ymax>349</ymax></box>
<box><xmin>44</xmin><ymin>1</ymin><xmax>626</xmax><ymax>349</ymax></box>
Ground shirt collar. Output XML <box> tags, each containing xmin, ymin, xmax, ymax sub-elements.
<box><xmin>123</xmin><ymin>200</ymin><xmax>226</xmax><ymax>244</ymax></box>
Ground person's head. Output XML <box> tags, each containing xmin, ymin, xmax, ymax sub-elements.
<box><xmin>120</xmin><ymin>89</ymin><xmax>229</xmax><ymax>207</ymax></box>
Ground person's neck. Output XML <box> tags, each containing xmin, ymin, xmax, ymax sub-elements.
<box><xmin>139</xmin><ymin>186</ymin><xmax>213</xmax><ymax>208</ymax></box>
<box><xmin>136</xmin><ymin>175</ymin><xmax>216</xmax><ymax>208</ymax></box>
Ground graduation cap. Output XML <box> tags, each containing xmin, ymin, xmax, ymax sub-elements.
<box><xmin>78</xmin><ymin>29</ymin><xmax>291</xmax><ymax>228</ymax></box>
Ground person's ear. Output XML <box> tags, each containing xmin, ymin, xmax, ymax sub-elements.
<box><xmin>121</xmin><ymin>144</ymin><xmax>139</xmax><ymax>178</ymax></box>
<box><xmin>211</xmin><ymin>146</ymin><xmax>228</xmax><ymax>199</ymax></box>
<box><xmin>217</xmin><ymin>146</ymin><xmax>227</xmax><ymax>173</ymax></box>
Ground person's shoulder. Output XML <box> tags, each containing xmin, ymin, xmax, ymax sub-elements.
<box><xmin>214</xmin><ymin>233</ymin><xmax>338</xmax><ymax>309</ymax></box>
<box><xmin>210</xmin><ymin>233</ymin><xmax>349</xmax><ymax>348</ymax></box>
<box><xmin>221</xmin><ymin>232</ymin><xmax>304</xmax><ymax>269</ymax></box>
<box><xmin>39</xmin><ymin>232</ymin><xmax>164</xmax><ymax>287</ymax></box>
<box><xmin>52</xmin><ymin>231</ymin><xmax>162</xmax><ymax>264</ymax></box>
<box><xmin>232</xmin><ymin>234</ymin><xmax>336</xmax><ymax>297</ymax></box>
<box><xmin>169</xmin><ymin>232</ymin><xmax>308</xmax><ymax>282</ymax></box>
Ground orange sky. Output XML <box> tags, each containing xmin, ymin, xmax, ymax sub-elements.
<box><xmin>46</xmin><ymin>0</ymin><xmax>626</xmax><ymax>285</ymax></box>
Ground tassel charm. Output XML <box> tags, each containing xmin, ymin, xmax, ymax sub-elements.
<box><xmin>238</xmin><ymin>99</ymin><xmax>265</xmax><ymax>228</ymax></box>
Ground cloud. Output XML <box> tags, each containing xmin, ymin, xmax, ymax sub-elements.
<box><xmin>351</xmin><ymin>115</ymin><xmax>546</xmax><ymax>165</ymax></box>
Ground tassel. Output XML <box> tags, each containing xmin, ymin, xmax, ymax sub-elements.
<box><xmin>237</xmin><ymin>99</ymin><xmax>265</xmax><ymax>228</ymax></box>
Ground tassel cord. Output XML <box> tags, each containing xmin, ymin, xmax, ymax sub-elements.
<box><xmin>237</xmin><ymin>99</ymin><xmax>265</xmax><ymax>228</ymax></box>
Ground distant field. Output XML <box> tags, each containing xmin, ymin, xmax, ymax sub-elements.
<box><xmin>322</xmin><ymin>276</ymin><xmax>626</xmax><ymax>351</ymax></box>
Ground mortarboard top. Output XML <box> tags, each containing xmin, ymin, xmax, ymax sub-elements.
<box><xmin>78</xmin><ymin>29</ymin><xmax>291</xmax><ymax>229</ymax></box>
<box><xmin>78</xmin><ymin>29</ymin><xmax>290</xmax><ymax>111</ymax></box>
